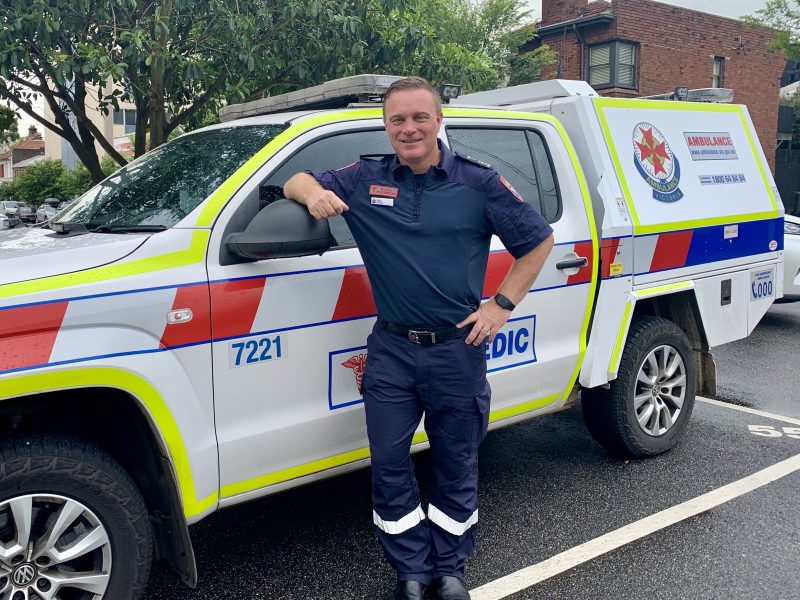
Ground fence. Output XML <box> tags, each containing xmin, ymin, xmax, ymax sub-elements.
<box><xmin>775</xmin><ymin>148</ymin><xmax>800</xmax><ymax>216</ymax></box>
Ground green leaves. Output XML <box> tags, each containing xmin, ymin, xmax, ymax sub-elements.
<box><xmin>745</xmin><ymin>0</ymin><xmax>800</xmax><ymax>61</ymax></box>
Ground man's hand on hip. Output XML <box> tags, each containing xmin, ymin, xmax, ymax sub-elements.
<box><xmin>457</xmin><ymin>299</ymin><xmax>511</xmax><ymax>347</ymax></box>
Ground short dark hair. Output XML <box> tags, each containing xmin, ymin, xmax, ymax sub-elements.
<box><xmin>383</xmin><ymin>76</ymin><xmax>442</xmax><ymax>119</ymax></box>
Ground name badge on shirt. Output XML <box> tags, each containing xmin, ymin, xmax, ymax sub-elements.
<box><xmin>369</xmin><ymin>184</ymin><xmax>399</xmax><ymax>198</ymax></box>
<box><xmin>370</xmin><ymin>197</ymin><xmax>395</xmax><ymax>207</ymax></box>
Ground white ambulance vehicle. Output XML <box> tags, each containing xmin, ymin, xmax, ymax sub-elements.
<box><xmin>0</xmin><ymin>76</ymin><xmax>783</xmax><ymax>598</ymax></box>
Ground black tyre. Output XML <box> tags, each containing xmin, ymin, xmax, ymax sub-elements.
<box><xmin>581</xmin><ymin>315</ymin><xmax>696</xmax><ymax>456</ymax></box>
<box><xmin>0</xmin><ymin>437</ymin><xmax>153</xmax><ymax>600</ymax></box>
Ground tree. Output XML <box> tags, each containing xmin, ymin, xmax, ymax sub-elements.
<box><xmin>744</xmin><ymin>0</ymin><xmax>800</xmax><ymax>61</ymax></box>
<box><xmin>359</xmin><ymin>0</ymin><xmax>556</xmax><ymax>91</ymax></box>
<box><xmin>1</xmin><ymin>0</ymin><xmax>550</xmax><ymax>185</ymax></box>
<box><xmin>56</xmin><ymin>155</ymin><xmax>120</xmax><ymax>199</ymax></box>
<box><xmin>0</xmin><ymin>180</ymin><xmax>15</xmax><ymax>201</ymax></box>
<box><xmin>0</xmin><ymin>105</ymin><xmax>19</xmax><ymax>145</ymax></box>
<box><xmin>0</xmin><ymin>0</ymin><xmax>131</xmax><ymax>182</ymax></box>
<box><xmin>0</xmin><ymin>0</ymin><xmax>412</xmax><ymax>180</ymax></box>
<box><xmin>13</xmin><ymin>159</ymin><xmax>67</xmax><ymax>205</ymax></box>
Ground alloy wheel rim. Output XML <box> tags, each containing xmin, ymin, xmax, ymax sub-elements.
<box><xmin>634</xmin><ymin>344</ymin><xmax>687</xmax><ymax>436</ymax></box>
<box><xmin>0</xmin><ymin>494</ymin><xmax>111</xmax><ymax>600</ymax></box>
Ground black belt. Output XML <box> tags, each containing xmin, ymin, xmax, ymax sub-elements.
<box><xmin>377</xmin><ymin>317</ymin><xmax>465</xmax><ymax>345</ymax></box>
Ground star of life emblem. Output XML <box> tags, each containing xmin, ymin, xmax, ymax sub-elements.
<box><xmin>633</xmin><ymin>123</ymin><xmax>683</xmax><ymax>203</ymax></box>
<box><xmin>341</xmin><ymin>353</ymin><xmax>368</xmax><ymax>394</ymax></box>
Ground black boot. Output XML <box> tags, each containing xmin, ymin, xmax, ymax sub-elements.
<box><xmin>431</xmin><ymin>576</ymin><xmax>470</xmax><ymax>600</ymax></box>
<box><xmin>393</xmin><ymin>579</ymin><xmax>428</xmax><ymax>600</ymax></box>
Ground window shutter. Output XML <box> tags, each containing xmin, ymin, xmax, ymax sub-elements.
<box><xmin>618</xmin><ymin>43</ymin><xmax>635</xmax><ymax>66</ymax></box>
<box><xmin>590</xmin><ymin>45</ymin><xmax>611</xmax><ymax>66</ymax></box>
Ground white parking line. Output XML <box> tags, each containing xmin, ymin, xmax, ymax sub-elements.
<box><xmin>470</xmin><ymin>452</ymin><xmax>800</xmax><ymax>599</ymax></box>
<box><xmin>697</xmin><ymin>396</ymin><xmax>800</xmax><ymax>426</ymax></box>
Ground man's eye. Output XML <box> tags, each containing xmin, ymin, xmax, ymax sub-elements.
<box><xmin>414</xmin><ymin>115</ymin><xmax>431</xmax><ymax>122</ymax></box>
<box><xmin>390</xmin><ymin>118</ymin><xmax>404</xmax><ymax>125</ymax></box>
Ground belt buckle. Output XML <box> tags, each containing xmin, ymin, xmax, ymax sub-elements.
<box><xmin>408</xmin><ymin>330</ymin><xmax>435</xmax><ymax>344</ymax></box>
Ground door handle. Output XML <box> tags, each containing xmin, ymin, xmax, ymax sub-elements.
<box><xmin>556</xmin><ymin>256</ymin><xmax>589</xmax><ymax>270</ymax></box>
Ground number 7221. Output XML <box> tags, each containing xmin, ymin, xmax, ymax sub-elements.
<box><xmin>229</xmin><ymin>335</ymin><xmax>285</xmax><ymax>368</ymax></box>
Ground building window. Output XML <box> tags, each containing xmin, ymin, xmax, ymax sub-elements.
<box><xmin>713</xmin><ymin>56</ymin><xmax>725</xmax><ymax>88</ymax></box>
<box><xmin>588</xmin><ymin>41</ymin><xmax>637</xmax><ymax>90</ymax></box>
<box><xmin>0</xmin><ymin>164</ymin><xmax>4</xmax><ymax>178</ymax></box>
<box><xmin>113</xmin><ymin>109</ymin><xmax>137</xmax><ymax>134</ymax></box>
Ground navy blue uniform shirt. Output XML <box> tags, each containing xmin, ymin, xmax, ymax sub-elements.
<box><xmin>310</xmin><ymin>141</ymin><xmax>553</xmax><ymax>327</ymax></box>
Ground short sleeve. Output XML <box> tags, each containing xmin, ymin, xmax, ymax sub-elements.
<box><xmin>305</xmin><ymin>161</ymin><xmax>361</xmax><ymax>201</ymax></box>
<box><xmin>483</xmin><ymin>170</ymin><xmax>553</xmax><ymax>258</ymax></box>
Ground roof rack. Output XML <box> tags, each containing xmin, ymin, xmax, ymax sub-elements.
<box><xmin>219</xmin><ymin>74</ymin><xmax>403</xmax><ymax>122</ymax></box>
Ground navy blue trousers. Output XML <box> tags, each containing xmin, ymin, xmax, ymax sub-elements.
<box><xmin>362</xmin><ymin>324</ymin><xmax>491</xmax><ymax>585</ymax></box>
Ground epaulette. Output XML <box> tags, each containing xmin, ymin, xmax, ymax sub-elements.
<box><xmin>456</xmin><ymin>152</ymin><xmax>492</xmax><ymax>169</ymax></box>
<box><xmin>360</xmin><ymin>153</ymin><xmax>394</xmax><ymax>161</ymax></box>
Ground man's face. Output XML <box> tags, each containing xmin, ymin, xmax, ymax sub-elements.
<box><xmin>383</xmin><ymin>88</ymin><xmax>443</xmax><ymax>171</ymax></box>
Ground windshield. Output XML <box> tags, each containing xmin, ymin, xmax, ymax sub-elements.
<box><xmin>55</xmin><ymin>124</ymin><xmax>286</xmax><ymax>230</ymax></box>
<box><xmin>5</xmin><ymin>202</ymin><xmax>18</xmax><ymax>208</ymax></box>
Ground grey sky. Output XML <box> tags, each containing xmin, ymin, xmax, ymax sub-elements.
<box><xmin>529</xmin><ymin>0</ymin><xmax>768</xmax><ymax>21</ymax></box>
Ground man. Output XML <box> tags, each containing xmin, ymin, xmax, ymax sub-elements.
<box><xmin>284</xmin><ymin>76</ymin><xmax>553</xmax><ymax>600</ymax></box>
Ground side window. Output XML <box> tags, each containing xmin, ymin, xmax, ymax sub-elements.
<box><xmin>445</xmin><ymin>127</ymin><xmax>561</xmax><ymax>223</ymax></box>
<box><xmin>263</xmin><ymin>129</ymin><xmax>393</xmax><ymax>248</ymax></box>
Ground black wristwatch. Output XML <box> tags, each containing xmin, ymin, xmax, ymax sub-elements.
<box><xmin>493</xmin><ymin>293</ymin><xmax>516</xmax><ymax>311</ymax></box>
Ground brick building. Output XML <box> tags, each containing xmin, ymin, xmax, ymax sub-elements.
<box><xmin>527</xmin><ymin>0</ymin><xmax>785</xmax><ymax>169</ymax></box>
<box><xmin>0</xmin><ymin>125</ymin><xmax>45</xmax><ymax>182</ymax></box>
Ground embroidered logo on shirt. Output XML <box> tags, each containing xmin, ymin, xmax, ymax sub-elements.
<box><xmin>499</xmin><ymin>175</ymin><xmax>524</xmax><ymax>202</ymax></box>
<box><xmin>369</xmin><ymin>184</ymin><xmax>399</xmax><ymax>198</ymax></box>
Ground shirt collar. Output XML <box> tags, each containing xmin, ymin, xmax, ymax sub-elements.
<box><xmin>390</xmin><ymin>140</ymin><xmax>454</xmax><ymax>176</ymax></box>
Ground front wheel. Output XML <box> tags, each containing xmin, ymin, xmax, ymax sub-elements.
<box><xmin>0</xmin><ymin>437</ymin><xmax>153</xmax><ymax>600</ymax></box>
<box><xmin>582</xmin><ymin>315</ymin><xmax>696</xmax><ymax>456</ymax></box>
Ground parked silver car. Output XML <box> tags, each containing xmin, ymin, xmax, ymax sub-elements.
<box><xmin>36</xmin><ymin>198</ymin><xmax>61</xmax><ymax>223</ymax></box>
<box><xmin>1</xmin><ymin>200</ymin><xmax>20</xmax><ymax>217</ymax></box>
<box><xmin>0</xmin><ymin>213</ymin><xmax>20</xmax><ymax>229</ymax></box>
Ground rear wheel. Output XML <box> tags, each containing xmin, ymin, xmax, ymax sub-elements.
<box><xmin>582</xmin><ymin>315</ymin><xmax>696</xmax><ymax>456</ymax></box>
<box><xmin>0</xmin><ymin>437</ymin><xmax>153</xmax><ymax>600</ymax></box>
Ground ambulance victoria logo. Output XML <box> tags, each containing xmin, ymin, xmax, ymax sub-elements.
<box><xmin>632</xmin><ymin>123</ymin><xmax>683</xmax><ymax>203</ymax></box>
<box><xmin>341</xmin><ymin>353</ymin><xmax>367</xmax><ymax>394</ymax></box>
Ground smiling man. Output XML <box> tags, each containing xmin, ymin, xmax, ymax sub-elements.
<box><xmin>284</xmin><ymin>76</ymin><xmax>554</xmax><ymax>600</ymax></box>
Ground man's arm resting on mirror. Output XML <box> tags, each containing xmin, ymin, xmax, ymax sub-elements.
<box><xmin>284</xmin><ymin>173</ymin><xmax>349</xmax><ymax>221</ymax></box>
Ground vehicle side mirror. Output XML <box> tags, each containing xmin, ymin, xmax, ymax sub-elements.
<box><xmin>225</xmin><ymin>199</ymin><xmax>333</xmax><ymax>261</ymax></box>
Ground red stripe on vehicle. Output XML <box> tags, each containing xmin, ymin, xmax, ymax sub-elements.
<box><xmin>332</xmin><ymin>267</ymin><xmax>377</xmax><ymax>321</ymax></box>
<box><xmin>160</xmin><ymin>285</ymin><xmax>211</xmax><ymax>348</ymax></box>
<box><xmin>567</xmin><ymin>241</ymin><xmax>594</xmax><ymax>285</ymax></box>
<box><xmin>482</xmin><ymin>252</ymin><xmax>514</xmax><ymax>297</ymax></box>
<box><xmin>650</xmin><ymin>231</ymin><xmax>694</xmax><ymax>272</ymax></box>
<box><xmin>210</xmin><ymin>278</ymin><xmax>265</xmax><ymax>339</ymax></box>
<box><xmin>600</xmin><ymin>238</ymin><xmax>621</xmax><ymax>278</ymax></box>
<box><xmin>0</xmin><ymin>302</ymin><xmax>69</xmax><ymax>371</ymax></box>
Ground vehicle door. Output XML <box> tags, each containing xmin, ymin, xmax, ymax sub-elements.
<box><xmin>207</xmin><ymin>119</ymin><xmax>394</xmax><ymax>504</ymax></box>
<box><xmin>444</xmin><ymin>118</ymin><xmax>596</xmax><ymax>420</ymax></box>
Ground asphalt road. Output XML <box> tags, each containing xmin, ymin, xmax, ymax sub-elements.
<box><xmin>144</xmin><ymin>302</ymin><xmax>800</xmax><ymax>600</ymax></box>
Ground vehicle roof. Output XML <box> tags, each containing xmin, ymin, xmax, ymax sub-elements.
<box><xmin>192</xmin><ymin>104</ymin><xmax>537</xmax><ymax>137</ymax></box>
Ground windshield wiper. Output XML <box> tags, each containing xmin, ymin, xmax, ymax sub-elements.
<box><xmin>88</xmin><ymin>225</ymin><xmax>167</xmax><ymax>233</ymax></box>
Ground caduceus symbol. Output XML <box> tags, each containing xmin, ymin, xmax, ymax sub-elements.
<box><xmin>341</xmin><ymin>353</ymin><xmax>368</xmax><ymax>394</ymax></box>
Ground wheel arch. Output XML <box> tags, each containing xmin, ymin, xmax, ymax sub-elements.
<box><xmin>0</xmin><ymin>368</ymin><xmax>204</xmax><ymax>588</ymax></box>
<box><xmin>616</xmin><ymin>284</ymin><xmax>715</xmax><ymax>397</ymax></box>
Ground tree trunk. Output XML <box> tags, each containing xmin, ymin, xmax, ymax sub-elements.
<box><xmin>72</xmin><ymin>78</ymin><xmax>105</xmax><ymax>183</ymax></box>
<box><xmin>148</xmin><ymin>0</ymin><xmax>172</xmax><ymax>151</ymax></box>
